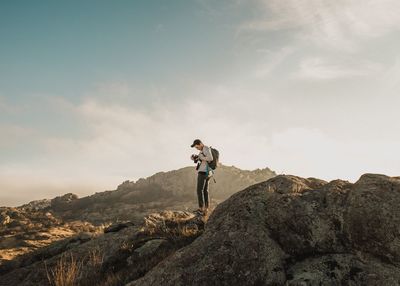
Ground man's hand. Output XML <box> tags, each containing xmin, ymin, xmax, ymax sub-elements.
<box><xmin>191</xmin><ymin>154</ymin><xmax>199</xmax><ymax>163</ymax></box>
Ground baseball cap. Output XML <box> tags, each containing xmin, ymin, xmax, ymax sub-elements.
<box><xmin>190</xmin><ymin>139</ymin><xmax>202</xmax><ymax>147</ymax></box>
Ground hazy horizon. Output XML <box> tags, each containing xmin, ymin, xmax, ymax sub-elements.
<box><xmin>2</xmin><ymin>0</ymin><xmax>400</xmax><ymax>206</ymax></box>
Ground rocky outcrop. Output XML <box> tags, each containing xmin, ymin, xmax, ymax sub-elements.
<box><xmin>50</xmin><ymin>193</ymin><xmax>79</xmax><ymax>211</ymax></box>
<box><xmin>0</xmin><ymin>206</ymin><xmax>100</xmax><ymax>264</ymax></box>
<box><xmin>127</xmin><ymin>174</ymin><xmax>400</xmax><ymax>286</ymax></box>
<box><xmin>19</xmin><ymin>199</ymin><xmax>51</xmax><ymax>211</ymax></box>
<box><xmin>0</xmin><ymin>210</ymin><xmax>206</xmax><ymax>286</ymax></box>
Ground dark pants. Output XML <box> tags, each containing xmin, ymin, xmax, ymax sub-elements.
<box><xmin>197</xmin><ymin>172</ymin><xmax>210</xmax><ymax>208</ymax></box>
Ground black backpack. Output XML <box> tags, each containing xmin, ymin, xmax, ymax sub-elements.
<box><xmin>208</xmin><ymin>147</ymin><xmax>219</xmax><ymax>170</ymax></box>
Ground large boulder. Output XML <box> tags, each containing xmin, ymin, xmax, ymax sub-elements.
<box><xmin>127</xmin><ymin>174</ymin><xmax>400</xmax><ymax>286</ymax></box>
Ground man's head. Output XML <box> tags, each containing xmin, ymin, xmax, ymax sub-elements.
<box><xmin>191</xmin><ymin>139</ymin><xmax>204</xmax><ymax>151</ymax></box>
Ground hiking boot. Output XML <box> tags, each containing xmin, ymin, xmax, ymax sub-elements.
<box><xmin>194</xmin><ymin>208</ymin><xmax>203</xmax><ymax>215</ymax></box>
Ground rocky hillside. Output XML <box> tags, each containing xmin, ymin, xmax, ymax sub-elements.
<box><xmin>0</xmin><ymin>165</ymin><xmax>275</xmax><ymax>265</ymax></box>
<box><xmin>24</xmin><ymin>164</ymin><xmax>275</xmax><ymax>225</ymax></box>
<box><xmin>130</xmin><ymin>173</ymin><xmax>400</xmax><ymax>286</ymax></box>
<box><xmin>0</xmin><ymin>210</ymin><xmax>208</xmax><ymax>286</ymax></box>
<box><xmin>1</xmin><ymin>173</ymin><xmax>400</xmax><ymax>285</ymax></box>
<box><xmin>0</xmin><ymin>202</ymin><xmax>100</xmax><ymax>266</ymax></box>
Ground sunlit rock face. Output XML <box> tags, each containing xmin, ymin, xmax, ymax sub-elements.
<box><xmin>128</xmin><ymin>174</ymin><xmax>400</xmax><ymax>286</ymax></box>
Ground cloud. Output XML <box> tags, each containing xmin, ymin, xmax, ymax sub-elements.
<box><xmin>266</xmin><ymin>127</ymin><xmax>400</xmax><ymax>180</ymax></box>
<box><xmin>241</xmin><ymin>0</ymin><xmax>400</xmax><ymax>51</ymax></box>
<box><xmin>234</xmin><ymin>0</ymin><xmax>400</xmax><ymax>84</ymax></box>
<box><xmin>0</xmin><ymin>96</ymin><xmax>25</xmax><ymax>113</ymax></box>
<box><xmin>294</xmin><ymin>57</ymin><xmax>383</xmax><ymax>80</ymax></box>
<box><xmin>1</xmin><ymin>76</ymin><xmax>400</xmax><ymax>206</ymax></box>
<box><xmin>253</xmin><ymin>46</ymin><xmax>295</xmax><ymax>78</ymax></box>
<box><xmin>0</xmin><ymin>82</ymin><xmax>275</xmax><ymax>206</ymax></box>
<box><xmin>379</xmin><ymin>56</ymin><xmax>400</xmax><ymax>93</ymax></box>
<box><xmin>0</xmin><ymin>124</ymin><xmax>36</xmax><ymax>148</ymax></box>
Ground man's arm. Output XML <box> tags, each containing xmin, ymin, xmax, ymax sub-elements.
<box><xmin>198</xmin><ymin>146</ymin><xmax>213</xmax><ymax>162</ymax></box>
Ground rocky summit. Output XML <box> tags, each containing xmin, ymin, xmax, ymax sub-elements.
<box><xmin>129</xmin><ymin>173</ymin><xmax>400</xmax><ymax>286</ymax></box>
<box><xmin>1</xmin><ymin>173</ymin><xmax>400</xmax><ymax>286</ymax></box>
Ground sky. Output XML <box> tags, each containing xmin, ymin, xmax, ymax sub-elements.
<box><xmin>1</xmin><ymin>0</ymin><xmax>400</xmax><ymax>206</ymax></box>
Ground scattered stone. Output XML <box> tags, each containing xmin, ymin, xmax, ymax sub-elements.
<box><xmin>104</xmin><ymin>222</ymin><xmax>135</xmax><ymax>233</ymax></box>
<box><xmin>0</xmin><ymin>215</ymin><xmax>11</xmax><ymax>226</ymax></box>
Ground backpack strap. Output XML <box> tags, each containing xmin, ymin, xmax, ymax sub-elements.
<box><xmin>208</xmin><ymin>146</ymin><xmax>217</xmax><ymax>183</ymax></box>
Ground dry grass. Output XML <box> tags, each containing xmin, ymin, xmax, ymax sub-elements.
<box><xmin>141</xmin><ymin>211</ymin><xmax>207</xmax><ymax>238</ymax></box>
<box><xmin>45</xmin><ymin>246</ymin><xmax>108</xmax><ymax>286</ymax></box>
<box><xmin>170</xmin><ymin>222</ymin><xmax>199</xmax><ymax>239</ymax></box>
<box><xmin>87</xmin><ymin>246</ymin><xmax>104</xmax><ymax>268</ymax></box>
<box><xmin>45</xmin><ymin>252</ymin><xmax>82</xmax><ymax>286</ymax></box>
<box><xmin>79</xmin><ymin>246</ymin><xmax>107</xmax><ymax>286</ymax></box>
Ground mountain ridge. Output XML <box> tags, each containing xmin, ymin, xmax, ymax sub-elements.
<box><xmin>0</xmin><ymin>164</ymin><xmax>276</xmax><ymax>266</ymax></box>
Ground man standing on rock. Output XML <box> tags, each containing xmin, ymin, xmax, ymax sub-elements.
<box><xmin>190</xmin><ymin>139</ymin><xmax>213</xmax><ymax>214</ymax></box>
